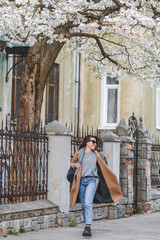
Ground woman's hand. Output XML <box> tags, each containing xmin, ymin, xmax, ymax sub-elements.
<box><xmin>75</xmin><ymin>163</ymin><xmax>81</xmax><ymax>168</ymax></box>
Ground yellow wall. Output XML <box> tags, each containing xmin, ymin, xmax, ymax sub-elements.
<box><xmin>120</xmin><ymin>76</ymin><xmax>158</xmax><ymax>137</ymax></box>
<box><xmin>120</xmin><ymin>76</ymin><xmax>145</xmax><ymax>129</ymax></box>
<box><xmin>54</xmin><ymin>48</ymin><xmax>102</xmax><ymax>132</ymax></box>
<box><xmin>55</xmin><ymin>46</ymin><xmax>160</xmax><ymax>138</ymax></box>
<box><xmin>79</xmin><ymin>55</ymin><xmax>101</xmax><ymax>131</ymax></box>
<box><xmin>56</xmin><ymin>47</ymin><xmax>76</xmax><ymax>127</ymax></box>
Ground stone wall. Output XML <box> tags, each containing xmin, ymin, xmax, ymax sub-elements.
<box><xmin>0</xmin><ymin>200</ymin><xmax>58</xmax><ymax>235</ymax></box>
<box><xmin>57</xmin><ymin>203</ymin><xmax>126</xmax><ymax>227</ymax></box>
<box><xmin>1</xmin><ymin>198</ymin><xmax>160</xmax><ymax>235</ymax></box>
<box><xmin>0</xmin><ymin>201</ymin><xmax>127</xmax><ymax>234</ymax></box>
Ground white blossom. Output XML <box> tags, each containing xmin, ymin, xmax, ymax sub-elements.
<box><xmin>0</xmin><ymin>0</ymin><xmax>160</xmax><ymax>86</ymax></box>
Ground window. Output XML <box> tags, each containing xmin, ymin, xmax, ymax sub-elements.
<box><xmin>101</xmin><ymin>76</ymin><xmax>120</xmax><ymax>129</ymax></box>
<box><xmin>11</xmin><ymin>55</ymin><xmax>59</xmax><ymax>123</ymax></box>
<box><xmin>45</xmin><ymin>64</ymin><xmax>59</xmax><ymax>123</ymax></box>
<box><xmin>156</xmin><ymin>88</ymin><xmax>160</xmax><ymax>130</ymax></box>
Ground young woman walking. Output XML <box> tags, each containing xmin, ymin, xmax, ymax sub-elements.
<box><xmin>70</xmin><ymin>135</ymin><xmax>123</xmax><ymax>237</ymax></box>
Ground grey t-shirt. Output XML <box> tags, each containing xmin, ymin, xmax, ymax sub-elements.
<box><xmin>81</xmin><ymin>151</ymin><xmax>98</xmax><ymax>178</ymax></box>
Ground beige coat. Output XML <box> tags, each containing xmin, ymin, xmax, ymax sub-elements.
<box><xmin>70</xmin><ymin>150</ymin><xmax>123</xmax><ymax>207</ymax></box>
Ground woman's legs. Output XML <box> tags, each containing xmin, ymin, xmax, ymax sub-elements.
<box><xmin>79</xmin><ymin>177</ymin><xmax>97</xmax><ymax>225</ymax></box>
<box><xmin>79</xmin><ymin>180</ymin><xmax>86</xmax><ymax>223</ymax></box>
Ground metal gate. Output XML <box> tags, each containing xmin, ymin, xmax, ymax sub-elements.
<box><xmin>0</xmin><ymin>119</ymin><xmax>48</xmax><ymax>204</ymax></box>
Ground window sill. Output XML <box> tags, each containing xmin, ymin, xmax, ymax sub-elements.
<box><xmin>98</xmin><ymin>125</ymin><xmax>117</xmax><ymax>131</ymax></box>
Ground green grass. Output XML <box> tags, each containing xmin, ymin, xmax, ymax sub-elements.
<box><xmin>70</xmin><ymin>219</ymin><xmax>78</xmax><ymax>227</ymax></box>
<box><xmin>8</xmin><ymin>230</ymin><xmax>19</xmax><ymax>236</ymax></box>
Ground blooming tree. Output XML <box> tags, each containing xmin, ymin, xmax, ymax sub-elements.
<box><xmin>0</xmin><ymin>0</ymin><xmax>160</xmax><ymax>126</ymax></box>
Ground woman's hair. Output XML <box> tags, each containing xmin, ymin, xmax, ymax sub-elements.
<box><xmin>79</xmin><ymin>135</ymin><xmax>98</xmax><ymax>149</ymax></box>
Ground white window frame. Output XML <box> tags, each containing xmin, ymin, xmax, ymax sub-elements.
<box><xmin>156</xmin><ymin>88</ymin><xmax>160</xmax><ymax>130</ymax></box>
<box><xmin>100</xmin><ymin>76</ymin><xmax>120</xmax><ymax>130</ymax></box>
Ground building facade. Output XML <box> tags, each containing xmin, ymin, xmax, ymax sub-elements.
<box><xmin>0</xmin><ymin>43</ymin><xmax>160</xmax><ymax>138</ymax></box>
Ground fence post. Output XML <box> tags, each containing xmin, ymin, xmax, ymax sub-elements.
<box><xmin>136</xmin><ymin>118</ymin><xmax>152</xmax><ymax>211</ymax></box>
<box><xmin>99</xmin><ymin>130</ymin><xmax>120</xmax><ymax>181</ymax></box>
<box><xmin>117</xmin><ymin>118</ymin><xmax>135</xmax><ymax>214</ymax></box>
<box><xmin>45</xmin><ymin>120</ymin><xmax>72</xmax><ymax>213</ymax></box>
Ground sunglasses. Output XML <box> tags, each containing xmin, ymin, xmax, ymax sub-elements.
<box><xmin>88</xmin><ymin>140</ymin><xmax>97</xmax><ymax>144</ymax></box>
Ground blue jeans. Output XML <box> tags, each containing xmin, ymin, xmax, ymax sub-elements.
<box><xmin>79</xmin><ymin>177</ymin><xmax>97</xmax><ymax>225</ymax></box>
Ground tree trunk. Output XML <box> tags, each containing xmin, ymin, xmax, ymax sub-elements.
<box><xmin>17</xmin><ymin>39</ymin><xmax>64</xmax><ymax>128</ymax></box>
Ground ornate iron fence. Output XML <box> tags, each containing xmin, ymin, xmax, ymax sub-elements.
<box><xmin>0</xmin><ymin>120</ymin><xmax>48</xmax><ymax>204</ymax></box>
<box><xmin>150</xmin><ymin>136</ymin><xmax>160</xmax><ymax>186</ymax></box>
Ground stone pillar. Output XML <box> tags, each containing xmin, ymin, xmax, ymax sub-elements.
<box><xmin>99</xmin><ymin>130</ymin><xmax>120</xmax><ymax>181</ymax></box>
<box><xmin>136</xmin><ymin>118</ymin><xmax>152</xmax><ymax>209</ymax></box>
<box><xmin>117</xmin><ymin>118</ymin><xmax>135</xmax><ymax>213</ymax></box>
<box><xmin>119</xmin><ymin>137</ymin><xmax>134</xmax><ymax>211</ymax></box>
<box><xmin>45</xmin><ymin>120</ymin><xmax>72</xmax><ymax>213</ymax></box>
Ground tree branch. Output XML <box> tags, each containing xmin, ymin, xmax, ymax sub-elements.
<box><xmin>98</xmin><ymin>5</ymin><xmax>120</xmax><ymax>28</ymax></box>
<box><xmin>112</xmin><ymin>0</ymin><xmax>126</xmax><ymax>8</ymax></box>
<box><xmin>151</xmin><ymin>4</ymin><xmax>160</xmax><ymax>19</ymax></box>
<box><xmin>69</xmin><ymin>32</ymin><xmax>119</xmax><ymax>66</ymax></box>
<box><xmin>78</xmin><ymin>11</ymin><xmax>100</xmax><ymax>20</ymax></box>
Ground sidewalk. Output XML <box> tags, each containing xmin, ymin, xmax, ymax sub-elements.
<box><xmin>2</xmin><ymin>212</ymin><xmax>160</xmax><ymax>240</ymax></box>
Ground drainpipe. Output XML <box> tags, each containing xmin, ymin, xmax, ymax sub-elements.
<box><xmin>75</xmin><ymin>53</ymin><xmax>80</xmax><ymax>135</ymax></box>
